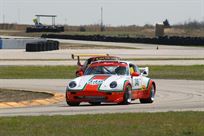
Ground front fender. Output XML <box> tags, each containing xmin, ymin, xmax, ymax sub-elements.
<box><xmin>99</xmin><ymin>77</ymin><xmax>131</xmax><ymax>92</ymax></box>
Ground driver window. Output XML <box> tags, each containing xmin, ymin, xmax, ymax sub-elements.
<box><xmin>129</xmin><ymin>64</ymin><xmax>140</xmax><ymax>74</ymax></box>
<box><xmin>129</xmin><ymin>64</ymin><xmax>135</xmax><ymax>74</ymax></box>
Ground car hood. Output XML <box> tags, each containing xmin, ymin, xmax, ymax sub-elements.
<box><xmin>67</xmin><ymin>74</ymin><xmax>130</xmax><ymax>91</ymax></box>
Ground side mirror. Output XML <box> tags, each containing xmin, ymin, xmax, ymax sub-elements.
<box><xmin>78</xmin><ymin>71</ymin><xmax>84</xmax><ymax>76</ymax></box>
<box><xmin>143</xmin><ymin>70</ymin><xmax>147</xmax><ymax>74</ymax></box>
<box><xmin>131</xmin><ymin>72</ymin><xmax>140</xmax><ymax>77</ymax></box>
<box><xmin>76</xmin><ymin>71</ymin><xmax>84</xmax><ymax>77</ymax></box>
<box><xmin>141</xmin><ymin>70</ymin><xmax>148</xmax><ymax>77</ymax></box>
<box><xmin>139</xmin><ymin>67</ymin><xmax>149</xmax><ymax>77</ymax></box>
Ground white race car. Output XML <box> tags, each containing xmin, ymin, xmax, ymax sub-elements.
<box><xmin>66</xmin><ymin>60</ymin><xmax>156</xmax><ymax>106</ymax></box>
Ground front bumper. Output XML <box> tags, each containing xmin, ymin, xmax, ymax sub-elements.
<box><xmin>66</xmin><ymin>91</ymin><xmax>124</xmax><ymax>103</ymax></box>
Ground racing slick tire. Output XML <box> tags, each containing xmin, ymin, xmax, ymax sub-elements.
<box><xmin>89</xmin><ymin>102</ymin><xmax>101</xmax><ymax>105</ymax></box>
<box><xmin>139</xmin><ymin>84</ymin><xmax>155</xmax><ymax>104</ymax></box>
<box><xmin>120</xmin><ymin>85</ymin><xmax>132</xmax><ymax>105</ymax></box>
<box><xmin>66</xmin><ymin>101</ymin><xmax>80</xmax><ymax>106</ymax></box>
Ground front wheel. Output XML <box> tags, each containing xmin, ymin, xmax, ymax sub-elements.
<box><xmin>139</xmin><ymin>84</ymin><xmax>155</xmax><ymax>103</ymax></box>
<box><xmin>66</xmin><ymin>101</ymin><xmax>80</xmax><ymax>106</ymax></box>
<box><xmin>120</xmin><ymin>85</ymin><xmax>132</xmax><ymax>105</ymax></box>
<box><xmin>66</xmin><ymin>92</ymin><xmax>80</xmax><ymax>106</ymax></box>
<box><xmin>89</xmin><ymin>102</ymin><xmax>101</xmax><ymax>105</ymax></box>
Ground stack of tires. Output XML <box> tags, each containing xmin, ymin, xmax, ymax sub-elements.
<box><xmin>26</xmin><ymin>26</ymin><xmax>64</xmax><ymax>33</ymax></box>
<box><xmin>26</xmin><ymin>40</ymin><xmax>59</xmax><ymax>52</ymax></box>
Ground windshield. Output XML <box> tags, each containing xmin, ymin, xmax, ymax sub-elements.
<box><xmin>84</xmin><ymin>65</ymin><xmax>129</xmax><ymax>75</ymax></box>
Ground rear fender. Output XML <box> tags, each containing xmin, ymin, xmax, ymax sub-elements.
<box><xmin>145</xmin><ymin>80</ymin><xmax>156</xmax><ymax>98</ymax></box>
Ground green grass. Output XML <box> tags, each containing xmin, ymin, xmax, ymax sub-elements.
<box><xmin>0</xmin><ymin>66</ymin><xmax>76</xmax><ymax>79</ymax></box>
<box><xmin>149</xmin><ymin>65</ymin><xmax>204</xmax><ymax>80</ymax></box>
<box><xmin>0</xmin><ymin>65</ymin><xmax>203</xmax><ymax>80</ymax></box>
<box><xmin>0</xmin><ymin>112</ymin><xmax>204</xmax><ymax>136</ymax></box>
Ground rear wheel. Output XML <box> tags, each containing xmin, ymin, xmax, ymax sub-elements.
<box><xmin>139</xmin><ymin>84</ymin><xmax>155</xmax><ymax>103</ymax></box>
<box><xmin>89</xmin><ymin>102</ymin><xmax>101</xmax><ymax>105</ymax></box>
<box><xmin>120</xmin><ymin>85</ymin><xmax>132</xmax><ymax>105</ymax></box>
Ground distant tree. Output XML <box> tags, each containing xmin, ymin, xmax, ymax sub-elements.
<box><xmin>173</xmin><ymin>20</ymin><xmax>204</xmax><ymax>29</ymax></box>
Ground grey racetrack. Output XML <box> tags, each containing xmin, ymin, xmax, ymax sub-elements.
<box><xmin>0</xmin><ymin>37</ymin><xmax>204</xmax><ymax>66</ymax></box>
<box><xmin>0</xmin><ymin>79</ymin><xmax>204</xmax><ymax>116</ymax></box>
<box><xmin>0</xmin><ymin>37</ymin><xmax>204</xmax><ymax>116</ymax></box>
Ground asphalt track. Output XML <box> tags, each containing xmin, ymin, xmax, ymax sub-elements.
<box><xmin>0</xmin><ymin>79</ymin><xmax>204</xmax><ymax>116</ymax></box>
<box><xmin>1</xmin><ymin>36</ymin><xmax>204</xmax><ymax>66</ymax></box>
<box><xmin>0</xmin><ymin>36</ymin><xmax>204</xmax><ymax>116</ymax></box>
<box><xmin>1</xmin><ymin>48</ymin><xmax>204</xmax><ymax>66</ymax></box>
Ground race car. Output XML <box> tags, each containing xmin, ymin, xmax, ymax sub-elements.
<box><xmin>71</xmin><ymin>54</ymin><xmax>120</xmax><ymax>76</ymax></box>
<box><xmin>66</xmin><ymin>60</ymin><xmax>156</xmax><ymax>106</ymax></box>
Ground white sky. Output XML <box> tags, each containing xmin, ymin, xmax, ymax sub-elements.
<box><xmin>0</xmin><ymin>0</ymin><xmax>204</xmax><ymax>26</ymax></box>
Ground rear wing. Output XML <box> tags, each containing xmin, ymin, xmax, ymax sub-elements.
<box><xmin>71</xmin><ymin>54</ymin><xmax>110</xmax><ymax>66</ymax></box>
<box><xmin>71</xmin><ymin>54</ymin><xmax>109</xmax><ymax>60</ymax></box>
<box><xmin>139</xmin><ymin>67</ymin><xmax>149</xmax><ymax>77</ymax></box>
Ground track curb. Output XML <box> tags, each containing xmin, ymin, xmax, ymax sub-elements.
<box><xmin>0</xmin><ymin>90</ymin><xmax>64</xmax><ymax>108</ymax></box>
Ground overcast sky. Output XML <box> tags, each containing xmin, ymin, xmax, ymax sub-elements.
<box><xmin>0</xmin><ymin>0</ymin><xmax>204</xmax><ymax>26</ymax></box>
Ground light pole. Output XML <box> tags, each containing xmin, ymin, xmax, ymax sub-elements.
<box><xmin>2</xmin><ymin>0</ymin><xmax>5</xmax><ymax>23</ymax></box>
<box><xmin>100</xmin><ymin>7</ymin><xmax>104</xmax><ymax>32</ymax></box>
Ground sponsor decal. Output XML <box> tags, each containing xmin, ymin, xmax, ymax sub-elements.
<box><xmin>134</xmin><ymin>78</ymin><xmax>140</xmax><ymax>86</ymax></box>
<box><xmin>95</xmin><ymin>57</ymin><xmax>117</xmax><ymax>61</ymax></box>
<box><xmin>88</xmin><ymin>79</ymin><xmax>104</xmax><ymax>85</ymax></box>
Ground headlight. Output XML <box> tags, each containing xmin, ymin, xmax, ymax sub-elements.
<box><xmin>69</xmin><ymin>81</ymin><xmax>77</xmax><ymax>88</ymax></box>
<box><xmin>110</xmin><ymin>81</ymin><xmax>117</xmax><ymax>88</ymax></box>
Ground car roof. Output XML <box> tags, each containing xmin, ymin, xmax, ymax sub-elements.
<box><xmin>88</xmin><ymin>56</ymin><xmax>120</xmax><ymax>59</ymax></box>
<box><xmin>90</xmin><ymin>60</ymin><xmax>131</xmax><ymax>67</ymax></box>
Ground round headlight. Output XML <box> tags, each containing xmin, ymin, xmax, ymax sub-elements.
<box><xmin>110</xmin><ymin>81</ymin><xmax>117</xmax><ymax>88</ymax></box>
<box><xmin>69</xmin><ymin>81</ymin><xmax>77</xmax><ymax>88</ymax></box>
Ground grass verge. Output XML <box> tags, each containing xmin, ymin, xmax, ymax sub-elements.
<box><xmin>149</xmin><ymin>65</ymin><xmax>204</xmax><ymax>80</ymax></box>
<box><xmin>0</xmin><ymin>66</ymin><xmax>76</xmax><ymax>79</ymax></box>
<box><xmin>0</xmin><ymin>65</ymin><xmax>203</xmax><ymax>80</ymax></box>
<box><xmin>0</xmin><ymin>112</ymin><xmax>204</xmax><ymax>136</ymax></box>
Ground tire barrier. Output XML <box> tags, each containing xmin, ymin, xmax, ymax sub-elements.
<box><xmin>26</xmin><ymin>26</ymin><xmax>64</xmax><ymax>33</ymax></box>
<box><xmin>0</xmin><ymin>38</ymin><xmax>46</xmax><ymax>49</ymax></box>
<box><xmin>41</xmin><ymin>34</ymin><xmax>204</xmax><ymax>46</ymax></box>
<box><xmin>26</xmin><ymin>40</ymin><xmax>59</xmax><ymax>52</ymax></box>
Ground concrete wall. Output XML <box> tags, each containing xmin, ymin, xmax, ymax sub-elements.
<box><xmin>0</xmin><ymin>38</ymin><xmax>46</xmax><ymax>49</ymax></box>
